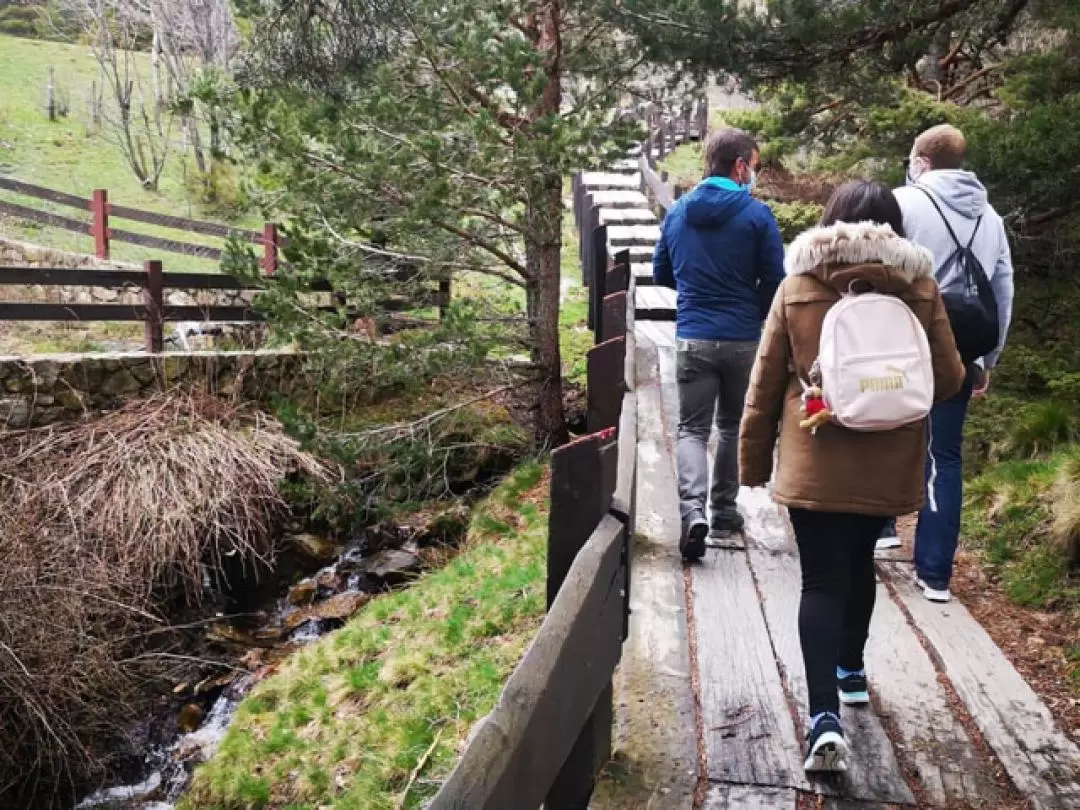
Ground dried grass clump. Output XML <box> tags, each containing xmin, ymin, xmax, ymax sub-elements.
<box><xmin>1052</xmin><ymin>450</ymin><xmax>1080</xmax><ymax>568</ymax></box>
<box><xmin>0</xmin><ymin>393</ymin><xmax>327</xmax><ymax>602</ymax></box>
<box><xmin>0</xmin><ymin>393</ymin><xmax>327</xmax><ymax>807</ymax></box>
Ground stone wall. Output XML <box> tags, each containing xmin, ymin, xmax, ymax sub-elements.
<box><xmin>0</xmin><ymin>350</ymin><xmax>305</xmax><ymax>428</ymax></box>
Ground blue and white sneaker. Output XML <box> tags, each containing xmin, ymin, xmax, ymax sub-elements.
<box><xmin>838</xmin><ymin>671</ymin><xmax>870</xmax><ymax>705</ymax></box>
<box><xmin>804</xmin><ymin>713</ymin><xmax>849</xmax><ymax>772</ymax></box>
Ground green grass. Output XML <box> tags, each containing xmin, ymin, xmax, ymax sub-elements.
<box><xmin>0</xmin><ymin>33</ymin><xmax>257</xmax><ymax>272</ymax></box>
<box><xmin>962</xmin><ymin>450</ymin><xmax>1080</xmax><ymax>608</ymax></box>
<box><xmin>181</xmin><ymin>461</ymin><xmax>549</xmax><ymax>810</ymax></box>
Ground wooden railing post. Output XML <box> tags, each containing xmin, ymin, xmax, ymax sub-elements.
<box><xmin>261</xmin><ymin>222</ymin><xmax>279</xmax><ymax>276</ymax></box>
<box><xmin>547</xmin><ymin>430</ymin><xmax>618</xmax><ymax>809</ymax></box>
<box><xmin>438</xmin><ymin>276</ymin><xmax>452</xmax><ymax>320</ymax></box>
<box><xmin>143</xmin><ymin>259</ymin><xmax>164</xmax><ymax>353</ymax></box>
<box><xmin>588</xmin><ymin>222</ymin><xmax>607</xmax><ymax>333</ymax></box>
<box><xmin>587</xmin><ymin>337</ymin><xmax>626</xmax><ymax>433</ymax></box>
<box><xmin>91</xmin><ymin>189</ymin><xmax>109</xmax><ymax>259</ymax></box>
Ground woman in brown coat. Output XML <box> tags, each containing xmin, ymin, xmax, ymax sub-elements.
<box><xmin>739</xmin><ymin>181</ymin><xmax>965</xmax><ymax>773</ymax></box>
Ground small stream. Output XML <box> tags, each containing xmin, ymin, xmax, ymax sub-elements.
<box><xmin>72</xmin><ymin>519</ymin><xmax>451</xmax><ymax>810</ymax></box>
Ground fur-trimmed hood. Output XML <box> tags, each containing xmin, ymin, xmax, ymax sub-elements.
<box><xmin>785</xmin><ymin>221</ymin><xmax>934</xmax><ymax>286</ymax></box>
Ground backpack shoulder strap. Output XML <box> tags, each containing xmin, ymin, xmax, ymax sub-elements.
<box><xmin>914</xmin><ymin>185</ymin><xmax>963</xmax><ymax>250</ymax></box>
<box><xmin>966</xmin><ymin>215</ymin><xmax>984</xmax><ymax>249</ymax></box>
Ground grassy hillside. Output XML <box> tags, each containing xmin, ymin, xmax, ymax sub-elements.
<box><xmin>0</xmin><ymin>33</ymin><xmax>254</xmax><ymax>270</ymax></box>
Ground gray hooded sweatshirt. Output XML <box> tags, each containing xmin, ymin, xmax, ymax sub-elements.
<box><xmin>894</xmin><ymin>171</ymin><xmax>1014</xmax><ymax>369</ymax></box>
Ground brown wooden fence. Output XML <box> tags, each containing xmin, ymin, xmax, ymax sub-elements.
<box><xmin>0</xmin><ymin>177</ymin><xmax>281</xmax><ymax>272</ymax></box>
<box><xmin>0</xmin><ymin>261</ymin><xmax>350</xmax><ymax>352</ymax></box>
<box><xmin>427</xmin><ymin>248</ymin><xmax>637</xmax><ymax>810</ymax></box>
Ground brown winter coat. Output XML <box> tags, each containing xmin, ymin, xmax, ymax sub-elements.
<box><xmin>739</xmin><ymin>221</ymin><xmax>966</xmax><ymax>516</ymax></box>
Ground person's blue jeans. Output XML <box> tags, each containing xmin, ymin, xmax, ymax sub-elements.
<box><xmin>914</xmin><ymin>383</ymin><xmax>973</xmax><ymax>590</ymax></box>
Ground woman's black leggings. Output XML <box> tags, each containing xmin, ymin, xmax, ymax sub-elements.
<box><xmin>788</xmin><ymin>508</ymin><xmax>888</xmax><ymax>718</ymax></box>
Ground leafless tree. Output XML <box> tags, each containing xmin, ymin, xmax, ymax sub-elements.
<box><xmin>68</xmin><ymin>0</ymin><xmax>237</xmax><ymax>186</ymax></box>
<box><xmin>77</xmin><ymin>0</ymin><xmax>174</xmax><ymax>190</ymax></box>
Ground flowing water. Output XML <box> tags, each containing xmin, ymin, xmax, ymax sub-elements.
<box><xmin>72</xmin><ymin>531</ymin><xmax>427</xmax><ymax>809</ymax></box>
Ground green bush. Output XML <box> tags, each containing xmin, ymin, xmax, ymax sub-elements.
<box><xmin>767</xmin><ymin>199</ymin><xmax>822</xmax><ymax>242</ymax></box>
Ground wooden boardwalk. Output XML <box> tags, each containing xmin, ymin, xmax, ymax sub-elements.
<box><xmin>576</xmin><ymin>159</ymin><xmax>1080</xmax><ymax>809</ymax></box>
<box><xmin>616</xmin><ymin>321</ymin><xmax>1080</xmax><ymax>809</ymax></box>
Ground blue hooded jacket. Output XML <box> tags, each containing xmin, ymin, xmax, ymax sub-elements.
<box><xmin>653</xmin><ymin>178</ymin><xmax>785</xmax><ymax>341</ymax></box>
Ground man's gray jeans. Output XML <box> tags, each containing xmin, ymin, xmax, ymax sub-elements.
<box><xmin>675</xmin><ymin>338</ymin><xmax>758</xmax><ymax>529</ymax></box>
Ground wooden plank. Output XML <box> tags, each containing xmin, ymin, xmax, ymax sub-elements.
<box><xmin>692</xmin><ymin>549</ymin><xmax>808</xmax><ymax>789</ymax></box>
<box><xmin>580</xmin><ymin>172</ymin><xmax>641</xmax><ymax>191</ymax></box>
<box><xmin>882</xmin><ymin>561</ymin><xmax>1080</xmax><ymax>809</ymax></box>
<box><xmin>0</xmin><ymin>266</ymin><xmax>147</xmax><ymax>288</ymax></box>
<box><xmin>639</xmin><ymin>154</ymin><xmax>675</xmax><ymax>212</ymax></box>
<box><xmin>429</xmin><ymin>515</ymin><xmax>626</xmax><ymax>810</ymax></box>
<box><xmin>623</xmin><ymin>244</ymin><xmax>656</xmax><ymax>264</ymax></box>
<box><xmin>606</xmin><ymin>262</ymin><xmax>630</xmax><ymax>296</ymax></box>
<box><xmin>634</xmin><ymin>286</ymin><xmax>676</xmax><ymax>321</ymax></box>
<box><xmin>598</xmin><ymin>208</ymin><xmax>657</xmax><ymax>226</ymax></box>
<box><xmin>587</xmin><ymin>337</ymin><xmax>626</xmax><ymax>434</ymax></box>
<box><xmin>161</xmin><ymin>271</ymin><xmax>253</xmax><ymax>290</ymax></box>
<box><xmin>548</xmin><ymin>432</ymin><xmax>609</xmax><ymax>607</ymax></box>
<box><xmin>0</xmin><ymin>302</ymin><xmax>148</xmax><ymax>321</ymax></box>
<box><xmin>631</xmin><ymin>263</ymin><xmax>655</xmax><ymax>286</ymax></box>
<box><xmin>601</xmin><ymin>292</ymin><xmax>628</xmax><ymax>342</ymax></box>
<box><xmin>747</xmin><ymin>550</ymin><xmax>917</xmax><ymax>805</ymax></box>
<box><xmin>701</xmin><ymin>785</ymin><xmax>797</xmax><ymax>809</ymax></box>
<box><xmin>163</xmin><ymin>305</ymin><xmax>262</xmax><ymax>322</ymax></box>
<box><xmin>0</xmin><ymin>200</ymin><xmax>91</xmax><ymax>234</ymax></box>
<box><xmin>611</xmin><ymin>392</ymin><xmax>637</xmax><ymax>525</ymax></box>
<box><xmin>634</xmin><ymin>319</ymin><xmax>676</xmax><ymax>350</ymax></box>
<box><xmin>607</xmin><ymin>224</ymin><xmax>661</xmax><ymax>247</ymax></box>
<box><xmin>655</xmin><ymin>344</ymin><xmax>679</xmax><ymax>448</ymax></box>
<box><xmin>587</xmin><ymin>190</ymin><xmax>651</xmax><ymax>209</ymax></box>
<box><xmin>740</xmin><ymin>485</ymin><xmax>797</xmax><ymax>555</ymax></box>
<box><xmin>605</xmin><ymin>365</ymin><xmax>696</xmax><ymax>807</ymax></box>
<box><xmin>0</xmin><ymin>176</ymin><xmax>87</xmax><ymax>209</ymax></box>
<box><xmin>109</xmin><ymin>204</ymin><xmax>261</xmax><ymax>242</ymax></box>
<box><xmin>864</xmin><ymin>580</ymin><xmax>1003</xmax><ymax>806</ymax></box>
<box><xmin>108</xmin><ymin>228</ymin><xmax>223</xmax><ymax>260</ymax></box>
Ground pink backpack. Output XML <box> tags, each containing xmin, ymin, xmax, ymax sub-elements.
<box><xmin>813</xmin><ymin>289</ymin><xmax>934</xmax><ymax>431</ymax></box>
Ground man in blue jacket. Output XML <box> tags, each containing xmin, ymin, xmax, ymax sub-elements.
<box><xmin>653</xmin><ymin>128</ymin><xmax>785</xmax><ymax>561</ymax></box>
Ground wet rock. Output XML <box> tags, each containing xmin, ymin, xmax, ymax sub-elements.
<box><xmin>178</xmin><ymin>703</ymin><xmax>205</xmax><ymax>733</ymax></box>
<box><xmin>288</xmin><ymin>532</ymin><xmax>343</xmax><ymax>565</ymax></box>
<box><xmin>288</xmin><ymin>578</ymin><xmax>318</xmax><ymax>606</ymax></box>
<box><xmin>283</xmin><ymin>592</ymin><xmax>371</xmax><ymax>632</ymax></box>
<box><xmin>358</xmin><ymin>549</ymin><xmax>421</xmax><ymax>586</ymax></box>
<box><xmin>205</xmin><ymin>623</ymin><xmax>282</xmax><ymax>648</ymax></box>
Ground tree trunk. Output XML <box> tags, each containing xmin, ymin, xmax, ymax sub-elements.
<box><xmin>527</xmin><ymin>0</ymin><xmax>569</xmax><ymax>450</ymax></box>
<box><xmin>526</xmin><ymin>210</ymin><xmax>568</xmax><ymax>449</ymax></box>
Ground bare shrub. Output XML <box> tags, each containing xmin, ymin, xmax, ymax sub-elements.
<box><xmin>0</xmin><ymin>393</ymin><xmax>327</xmax><ymax>807</ymax></box>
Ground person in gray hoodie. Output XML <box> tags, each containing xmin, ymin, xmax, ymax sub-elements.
<box><xmin>885</xmin><ymin>124</ymin><xmax>1014</xmax><ymax>602</ymax></box>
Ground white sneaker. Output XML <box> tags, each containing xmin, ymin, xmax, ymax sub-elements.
<box><xmin>915</xmin><ymin>575</ymin><xmax>951</xmax><ymax>603</ymax></box>
<box><xmin>875</xmin><ymin>535</ymin><xmax>902</xmax><ymax>551</ymax></box>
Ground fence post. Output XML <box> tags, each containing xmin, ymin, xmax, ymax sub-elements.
<box><xmin>143</xmin><ymin>259</ymin><xmax>164</xmax><ymax>353</ymax></box>
<box><xmin>261</xmin><ymin>222</ymin><xmax>279</xmax><ymax>276</ymax></box>
<box><xmin>547</xmin><ymin>430</ymin><xmax>618</xmax><ymax>809</ymax></box>
<box><xmin>587</xmin><ymin>337</ymin><xmax>626</xmax><ymax>434</ymax></box>
<box><xmin>588</xmin><ymin>223</ymin><xmax>608</xmax><ymax>337</ymax></box>
<box><xmin>438</xmin><ymin>276</ymin><xmax>452</xmax><ymax>320</ymax></box>
<box><xmin>91</xmin><ymin>189</ymin><xmax>109</xmax><ymax>259</ymax></box>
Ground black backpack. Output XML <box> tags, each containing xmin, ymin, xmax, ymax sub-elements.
<box><xmin>916</xmin><ymin>186</ymin><xmax>1000</xmax><ymax>365</ymax></box>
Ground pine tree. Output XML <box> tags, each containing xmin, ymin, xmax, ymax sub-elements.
<box><xmin>614</xmin><ymin>0</ymin><xmax>1080</xmax><ymax>389</ymax></box>
<box><xmin>225</xmin><ymin>0</ymin><xmax>642</xmax><ymax>447</ymax></box>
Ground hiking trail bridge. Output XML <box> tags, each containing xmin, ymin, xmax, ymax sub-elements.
<box><xmin>429</xmin><ymin>101</ymin><xmax>1080</xmax><ymax>810</ymax></box>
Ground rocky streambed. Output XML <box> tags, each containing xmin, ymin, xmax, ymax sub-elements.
<box><xmin>74</xmin><ymin>504</ymin><xmax>470</xmax><ymax>810</ymax></box>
